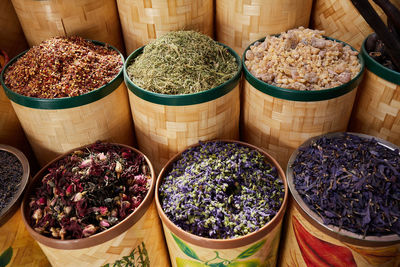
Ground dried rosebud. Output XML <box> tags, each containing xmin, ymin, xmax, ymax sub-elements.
<box><xmin>37</xmin><ymin>197</ymin><xmax>46</xmax><ymax>206</ymax></box>
<box><xmin>97</xmin><ymin>152</ymin><xmax>107</xmax><ymax>161</ymax></box>
<box><xmin>99</xmin><ymin>219</ymin><xmax>110</xmax><ymax>228</ymax></box>
<box><xmin>82</xmin><ymin>224</ymin><xmax>97</xmax><ymax>237</ymax></box>
<box><xmin>99</xmin><ymin>206</ymin><xmax>108</xmax><ymax>216</ymax></box>
<box><xmin>32</xmin><ymin>209</ymin><xmax>43</xmax><ymax>223</ymax></box>
<box><xmin>80</xmin><ymin>158</ymin><xmax>92</xmax><ymax>168</ymax></box>
<box><xmin>66</xmin><ymin>184</ymin><xmax>75</xmax><ymax>196</ymax></box>
<box><xmin>115</xmin><ymin>161</ymin><xmax>122</xmax><ymax>173</ymax></box>
<box><xmin>72</xmin><ymin>192</ymin><xmax>85</xmax><ymax>202</ymax></box>
<box><xmin>50</xmin><ymin>227</ymin><xmax>60</xmax><ymax>238</ymax></box>
<box><xmin>111</xmin><ymin>209</ymin><xmax>118</xmax><ymax>217</ymax></box>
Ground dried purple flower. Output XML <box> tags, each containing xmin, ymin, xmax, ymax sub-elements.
<box><xmin>159</xmin><ymin>141</ymin><xmax>284</xmax><ymax>239</ymax></box>
<box><xmin>292</xmin><ymin>133</ymin><xmax>400</xmax><ymax>237</ymax></box>
<box><xmin>28</xmin><ymin>142</ymin><xmax>151</xmax><ymax>240</ymax></box>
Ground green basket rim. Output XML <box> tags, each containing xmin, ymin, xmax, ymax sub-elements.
<box><xmin>123</xmin><ymin>42</ymin><xmax>242</xmax><ymax>106</ymax></box>
<box><xmin>242</xmin><ymin>36</ymin><xmax>365</xmax><ymax>102</ymax></box>
<box><xmin>361</xmin><ymin>34</ymin><xmax>400</xmax><ymax>85</ymax></box>
<box><xmin>0</xmin><ymin>40</ymin><xmax>124</xmax><ymax>110</ymax></box>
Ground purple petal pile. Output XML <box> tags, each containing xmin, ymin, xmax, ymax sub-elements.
<box><xmin>28</xmin><ymin>142</ymin><xmax>150</xmax><ymax>240</ymax></box>
<box><xmin>159</xmin><ymin>141</ymin><xmax>284</xmax><ymax>239</ymax></box>
<box><xmin>292</xmin><ymin>133</ymin><xmax>400</xmax><ymax>237</ymax></box>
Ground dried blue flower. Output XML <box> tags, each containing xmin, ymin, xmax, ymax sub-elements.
<box><xmin>159</xmin><ymin>141</ymin><xmax>284</xmax><ymax>239</ymax></box>
<box><xmin>292</xmin><ymin>133</ymin><xmax>400</xmax><ymax>237</ymax></box>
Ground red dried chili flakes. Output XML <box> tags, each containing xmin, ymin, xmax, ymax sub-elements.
<box><xmin>4</xmin><ymin>36</ymin><xmax>122</xmax><ymax>99</ymax></box>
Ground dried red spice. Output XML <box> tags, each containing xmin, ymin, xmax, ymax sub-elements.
<box><xmin>28</xmin><ymin>142</ymin><xmax>150</xmax><ymax>240</ymax></box>
<box><xmin>4</xmin><ymin>36</ymin><xmax>122</xmax><ymax>99</ymax></box>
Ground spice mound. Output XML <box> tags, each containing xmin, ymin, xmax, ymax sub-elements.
<box><xmin>292</xmin><ymin>133</ymin><xmax>400</xmax><ymax>237</ymax></box>
<box><xmin>159</xmin><ymin>141</ymin><xmax>284</xmax><ymax>239</ymax></box>
<box><xmin>127</xmin><ymin>31</ymin><xmax>238</xmax><ymax>95</ymax></box>
<box><xmin>0</xmin><ymin>151</ymin><xmax>23</xmax><ymax>214</ymax></box>
<box><xmin>28</xmin><ymin>142</ymin><xmax>150</xmax><ymax>240</ymax></box>
<box><xmin>4</xmin><ymin>36</ymin><xmax>122</xmax><ymax>99</ymax></box>
<box><xmin>245</xmin><ymin>27</ymin><xmax>361</xmax><ymax>91</ymax></box>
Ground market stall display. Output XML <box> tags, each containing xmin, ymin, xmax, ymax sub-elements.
<box><xmin>156</xmin><ymin>140</ymin><xmax>288</xmax><ymax>267</ymax></box>
<box><xmin>280</xmin><ymin>132</ymin><xmax>400</xmax><ymax>267</ymax></box>
<box><xmin>1</xmin><ymin>36</ymin><xmax>134</xmax><ymax>166</ymax></box>
<box><xmin>125</xmin><ymin>31</ymin><xmax>241</xmax><ymax>173</ymax></box>
<box><xmin>241</xmin><ymin>27</ymin><xmax>364</xmax><ymax>168</ymax></box>
<box><xmin>21</xmin><ymin>142</ymin><xmax>169</xmax><ymax>267</ymax></box>
<box><xmin>117</xmin><ymin>0</ymin><xmax>213</xmax><ymax>54</ymax></box>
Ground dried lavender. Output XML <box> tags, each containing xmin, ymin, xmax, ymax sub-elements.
<box><xmin>0</xmin><ymin>151</ymin><xmax>23</xmax><ymax>213</ymax></box>
<box><xmin>4</xmin><ymin>36</ymin><xmax>122</xmax><ymax>99</ymax></box>
<box><xmin>292</xmin><ymin>133</ymin><xmax>400</xmax><ymax>237</ymax></box>
<box><xmin>159</xmin><ymin>141</ymin><xmax>284</xmax><ymax>239</ymax></box>
<box><xmin>28</xmin><ymin>142</ymin><xmax>150</xmax><ymax>240</ymax></box>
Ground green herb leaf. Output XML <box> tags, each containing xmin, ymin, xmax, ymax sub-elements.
<box><xmin>0</xmin><ymin>247</ymin><xmax>13</xmax><ymax>267</ymax></box>
<box><xmin>171</xmin><ymin>233</ymin><xmax>200</xmax><ymax>260</ymax></box>
<box><xmin>235</xmin><ymin>240</ymin><xmax>266</xmax><ymax>259</ymax></box>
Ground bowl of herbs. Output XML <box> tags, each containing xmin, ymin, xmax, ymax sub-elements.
<box><xmin>155</xmin><ymin>140</ymin><xmax>288</xmax><ymax>267</ymax></box>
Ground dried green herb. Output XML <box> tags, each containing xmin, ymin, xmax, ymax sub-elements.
<box><xmin>102</xmin><ymin>242</ymin><xmax>149</xmax><ymax>267</ymax></box>
<box><xmin>127</xmin><ymin>31</ymin><xmax>238</xmax><ymax>95</ymax></box>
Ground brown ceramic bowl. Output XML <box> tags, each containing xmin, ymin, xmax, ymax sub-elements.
<box><xmin>21</xmin><ymin>142</ymin><xmax>155</xmax><ymax>250</ymax></box>
<box><xmin>155</xmin><ymin>140</ymin><xmax>289</xmax><ymax>249</ymax></box>
<box><xmin>0</xmin><ymin>144</ymin><xmax>30</xmax><ymax>226</ymax></box>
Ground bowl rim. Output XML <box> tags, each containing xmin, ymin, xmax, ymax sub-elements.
<box><xmin>361</xmin><ymin>34</ymin><xmax>400</xmax><ymax>85</ymax></box>
<box><xmin>0</xmin><ymin>40</ymin><xmax>124</xmax><ymax>110</ymax></box>
<box><xmin>0</xmin><ymin>144</ymin><xmax>30</xmax><ymax>226</ymax></box>
<box><xmin>242</xmin><ymin>35</ymin><xmax>365</xmax><ymax>102</ymax></box>
<box><xmin>286</xmin><ymin>131</ymin><xmax>400</xmax><ymax>246</ymax></box>
<box><xmin>155</xmin><ymin>139</ymin><xmax>289</xmax><ymax>249</ymax></box>
<box><xmin>123</xmin><ymin>42</ymin><xmax>242</xmax><ymax>106</ymax></box>
<box><xmin>21</xmin><ymin>142</ymin><xmax>155</xmax><ymax>250</ymax></box>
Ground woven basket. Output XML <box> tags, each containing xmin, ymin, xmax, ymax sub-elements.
<box><xmin>310</xmin><ymin>0</ymin><xmax>398</xmax><ymax>50</ymax></box>
<box><xmin>124</xmin><ymin>44</ymin><xmax>241</xmax><ymax>173</ymax></box>
<box><xmin>349</xmin><ymin>35</ymin><xmax>400</xmax><ymax>146</ymax></box>
<box><xmin>216</xmin><ymin>0</ymin><xmax>313</xmax><ymax>55</ymax></box>
<box><xmin>0</xmin><ymin>0</ymin><xmax>28</xmax><ymax>58</ymax></box>
<box><xmin>155</xmin><ymin>140</ymin><xmax>288</xmax><ymax>267</ymax></box>
<box><xmin>11</xmin><ymin>0</ymin><xmax>124</xmax><ymax>53</ymax></box>
<box><xmin>0</xmin><ymin>42</ymin><xmax>134</xmax><ymax>166</ymax></box>
<box><xmin>21</xmin><ymin>143</ymin><xmax>169</xmax><ymax>267</ymax></box>
<box><xmin>279</xmin><ymin>133</ymin><xmax>400</xmax><ymax>267</ymax></box>
<box><xmin>241</xmin><ymin>37</ymin><xmax>365</xmax><ymax>169</ymax></box>
<box><xmin>117</xmin><ymin>0</ymin><xmax>214</xmax><ymax>54</ymax></box>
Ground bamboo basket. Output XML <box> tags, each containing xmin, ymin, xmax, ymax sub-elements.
<box><xmin>21</xmin><ymin>143</ymin><xmax>169</xmax><ymax>267</ymax></box>
<box><xmin>0</xmin><ymin>42</ymin><xmax>134</xmax><ymax>166</ymax></box>
<box><xmin>241</xmin><ymin>37</ymin><xmax>365</xmax><ymax>169</ymax></box>
<box><xmin>0</xmin><ymin>0</ymin><xmax>28</xmax><ymax>58</ymax></box>
<box><xmin>279</xmin><ymin>133</ymin><xmax>400</xmax><ymax>267</ymax></box>
<box><xmin>155</xmin><ymin>140</ymin><xmax>289</xmax><ymax>267</ymax></box>
<box><xmin>11</xmin><ymin>0</ymin><xmax>124</xmax><ymax>53</ymax></box>
<box><xmin>310</xmin><ymin>0</ymin><xmax>400</xmax><ymax>50</ymax></box>
<box><xmin>117</xmin><ymin>0</ymin><xmax>214</xmax><ymax>54</ymax></box>
<box><xmin>216</xmin><ymin>0</ymin><xmax>313</xmax><ymax>55</ymax></box>
<box><xmin>350</xmin><ymin>35</ymin><xmax>400</xmax><ymax>146</ymax></box>
<box><xmin>124</xmin><ymin>44</ymin><xmax>241</xmax><ymax>173</ymax></box>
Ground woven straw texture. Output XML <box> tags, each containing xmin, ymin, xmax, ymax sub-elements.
<box><xmin>311</xmin><ymin>0</ymin><xmax>392</xmax><ymax>50</ymax></box>
<box><xmin>350</xmin><ymin>70</ymin><xmax>400</xmax><ymax>146</ymax></box>
<box><xmin>11</xmin><ymin>0</ymin><xmax>124</xmax><ymax>53</ymax></box>
<box><xmin>241</xmin><ymin>81</ymin><xmax>358</xmax><ymax>169</ymax></box>
<box><xmin>216</xmin><ymin>0</ymin><xmax>313</xmax><ymax>55</ymax></box>
<box><xmin>38</xmin><ymin>202</ymin><xmax>169</xmax><ymax>267</ymax></box>
<box><xmin>163</xmin><ymin>222</ymin><xmax>282</xmax><ymax>267</ymax></box>
<box><xmin>10</xmin><ymin>83</ymin><xmax>134</xmax><ymax>166</ymax></box>
<box><xmin>0</xmin><ymin>0</ymin><xmax>28</xmax><ymax>58</ymax></box>
<box><xmin>279</xmin><ymin>199</ymin><xmax>400</xmax><ymax>266</ymax></box>
<box><xmin>117</xmin><ymin>0</ymin><xmax>214</xmax><ymax>54</ymax></box>
<box><xmin>0</xmin><ymin>211</ymin><xmax>50</xmax><ymax>267</ymax></box>
<box><xmin>128</xmin><ymin>87</ymin><xmax>240</xmax><ymax>173</ymax></box>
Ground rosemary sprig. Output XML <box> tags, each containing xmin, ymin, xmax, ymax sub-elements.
<box><xmin>102</xmin><ymin>242</ymin><xmax>150</xmax><ymax>267</ymax></box>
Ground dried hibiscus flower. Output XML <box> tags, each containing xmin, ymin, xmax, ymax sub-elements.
<box><xmin>28</xmin><ymin>142</ymin><xmax>150</xmax><ymax>240</ymax></box>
